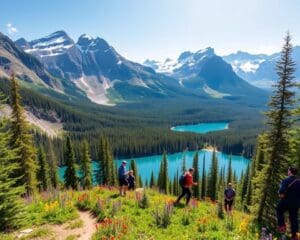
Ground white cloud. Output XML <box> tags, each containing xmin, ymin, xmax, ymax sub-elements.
<box><xmin>6</xmin><ymin>23</ymin><xmax>18</xmax><ymax>35</ymax></box>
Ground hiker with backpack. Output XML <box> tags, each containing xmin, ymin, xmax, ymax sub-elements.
<box><xmin>128</xmin><ymin>170</ymin><xmax>135</xmax><ymax>190</ymax></box>
<box><xmin>118</xmin><ymin>161</ymin><xmax>129</xmax><ymax>196</ymax></box>
<box><xmin>224</xmin><ymin>183</ymin><xmax>235</xmax><ymax>214</ymax></box>
<box><xmin>276</xmin><ymin>166</ymin><xmax>300</xmax><ymax>240</ymax></box>
<box><xmin>175</xmin><ymin>168</ymin><xmax>198</xmax><ymax>206</ymax></box>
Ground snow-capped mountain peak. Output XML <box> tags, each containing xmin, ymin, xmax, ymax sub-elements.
<box><xmin>22</xmin><ymin>31</ymin><xmax>75</xmax><ymax>58</ymax></box>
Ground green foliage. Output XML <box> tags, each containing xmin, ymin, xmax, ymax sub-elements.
<box><xmin>158</xmin><ymin>151</ymin><xmax>169</xmax><ymax>194</ymax></box>
<box><xmin>201</xmin><ymin>155</ymin><xmax>207</xmax><ymax>199</ymax></box>
<box><xmin>153</xmin><ymin>203</ymin><xmax>173</xmax><ymax>228</ymax></box>
<box><xmin>9</xmin><ymin>75</ymin><xmax>38</xmax><ymax>194</ymax></box>
<box><xmin>80</xmin><ymin>140</ymin><xmax>92</xmax><ymax>189</ymax></box>
<box><xmin>97</xmin><ymin>137</ymin><xmax>117</xmax><ymax>186</ymax></box>
<box><xmin>227</xmin><ymin>155</ymin><xmax>233</xmax><ymax>184</ymax></box>
<box><xmin>0</xmin><ymin>117</ymin><xmax>25</xmax><ymax>231</ymax></box>
<box><xmin>138</xmin><ymin>191</ymin><xmax>150</xmax><ymax>209</ymax></box>
<box><xmin>37</xmin><ymin>147</ymin><xmax>51</xmax><ymax>191</ymax></box>
<box><xmin>192</xmin><ymin>151</ymin><xmax>200</xmax><ymax>199</ymax></box>
<box><xmin>150</xmin><ymin>170</ymin><xmax>156</xmax><ymax>188</ymax></box>
<box><xmin>46</xmin><ymin>140</ymin><xmax>59</xmax><ymax>189</ymax></box>
<box><xmin>207</xmin><ymin>149</ymin><xmax>218</xmax><ymax>200</ymax></box>
<box><xmin>64</xmin><ymin>136</ymin><xmax>78</xmax><ymax>189</ymax></box>
<box><xmin>253</xmin><ymin>33</ymin><xmax>297</xmax><ymax>227</ymax></box>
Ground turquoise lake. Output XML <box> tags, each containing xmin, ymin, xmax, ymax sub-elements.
<box><xmin>59</xmin><ymin>122</ymin><xmax>250</xmax><ymax>184</ymax></box>
<box><xmin>171</xmin><ymin>122</ymin><xmax>229</xmax><ymax>134</ymax></box>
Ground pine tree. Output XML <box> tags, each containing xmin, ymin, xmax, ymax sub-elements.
<box><xmin>9</xmin><ymin>75</ymin><xmax>37</xmax><ymax>194</ymax></box>
<box><xmin>253</xmin><ymin>33</ymin><xmax>296</xmax><ymax>226</ymax></box>
<box><xmin>207</xmin><ymin>149</ymin><xmax>218</xmax><ymax>200</ymax></box>
<box><xmin>240</xmin><ymin>164</ymin><xmax>250</xmax><ymax>210</ymax></box>
<box><xmin>46</xmin><ymin>140</ymin><xmax>59</xmax><ymax>189</ymax></box>
<box><xmin>227</xmin><ymin>155</ymin><xmax>233</xmax><ymax>184</ymax></box>
<box><xmin>37</xmin><ymin>147</ymin><xmax>50</xmax><ymax>191</ymax></box>
<box><xmin>64</xmin><ymin>136</ymin><xmax>78</xmax><ymax>189</ymax></box>
<box><xmin>192</xmin><ymin>152</ymin><xmax>200</xmax><ymax>199</ymax></box>
<box><xmin>130</xmin><ymin>159</ymin><xmax>139</xmax><ymax>187</ymax></box>
<box><xmin>158</xmin><ymin>151</ymin><xmax>169</xmax><ymax>193</ymax></box>
<box><xmin>0</xmin><ymin>101</ymin><xmax>24</xmax><ymax>230</ymax></box>
<box><xmin>80</xmin><ymin>140</ymin><xmax>92</xmax><ymax>189</ymax></box>
<box><xmin>150</xmin><ymin>171</ymin><xmax>156</xmax><ymax>188</ymax></box>
<box><xmin>201</xmin><ymin>155</ymin><xmax>206</xmax><ymax>199</ymax></box>
<box><xmin>139</xmin><ymin>175</ymin><xmax>143</xmax><ymax>187</ymax></box>
<box><xmin>182</xmin><ymin>150</ymin><xmax>187</xmax><ymax>173</ymax></box>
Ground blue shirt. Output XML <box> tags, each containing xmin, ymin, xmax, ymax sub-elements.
<box><xmin>118</xmin><ymin>165</ymin><xmax>126</xmax><ymax>179</ymax></box>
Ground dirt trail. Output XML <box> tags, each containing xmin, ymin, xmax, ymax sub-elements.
<box><xmin>49</xmin><ymin>210</ymin><xmax>97</xmax><ymax>240</ymax></box>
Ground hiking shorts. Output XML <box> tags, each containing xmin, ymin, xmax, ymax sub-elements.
<box><xmin>224</xmin><ymin>199</ymin><xmax>233</xmax><ymax>210</ymax></box>
<box><xmin>119</xmin><ymin>178</ymin><xmax>128</xmax><ymax>186</ymax></box>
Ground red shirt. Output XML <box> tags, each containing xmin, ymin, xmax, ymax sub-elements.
<box><xmin>184</xmin><ymin>172</ymin><xmax>194</xmax><ymax>187</ymax></box>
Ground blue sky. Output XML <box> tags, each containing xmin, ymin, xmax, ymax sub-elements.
<box><xmin>1</xmin><ymin>0</ymin><xmax>299</xmax><ymax>62</ymax></box>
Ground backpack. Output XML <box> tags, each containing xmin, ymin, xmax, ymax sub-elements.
<box><xmin>225</xmin><ymin>188</ymin><xmax>235</xmax><ymax>199</ymax></box>
<box><xmin>179</xmin><ymin>174</ymin><xmax>186</xmax><ymax>187</ymax></box>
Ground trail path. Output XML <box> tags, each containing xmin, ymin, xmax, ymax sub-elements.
<box><xmin>48</xmin><ymin>210</ymin><xmax>97</xmax><ymax>240</ymax></box>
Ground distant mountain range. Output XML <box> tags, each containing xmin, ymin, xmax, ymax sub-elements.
<box><xmin>144</xmin><ymin>46</ymin><xmax>300</xmax><ymax>89</ymax></box>
<box><xmin>0</xmin><ymin>30</ymin><xmax>267</xmax><ymax>106</ymax></box>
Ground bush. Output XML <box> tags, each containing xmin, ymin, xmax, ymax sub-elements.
<box><xmin>152</xmin><ymin>203</ymin><xmax>173</xmax><ymax>228</ymax></box>
<box><xmin>138</xmin><ymin>192</ymin><xmax>150</xmax><ymax>209</ymax></box>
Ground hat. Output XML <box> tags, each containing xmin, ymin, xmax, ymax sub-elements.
<box><xmin>122</xmin><ymin>161</ymin><xmax>127</xmax><ymax>164</ymax></box>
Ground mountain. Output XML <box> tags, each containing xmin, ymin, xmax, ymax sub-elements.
<box><xmin>143</xmin><ymin>48</ymin><xmax>266</xmax><ymax>99</ymax></box>
<box><xmin>0</xmin><ymin>32</ymin><xmax>63</xmax><ymax>91</ymax></box>
<box><xmin>16</xmin><ymin>31</ymin><xmax>183</xmax><ymax>105</ymax></box>
<box><xmin>223</xmin><ymin>47</ymin><xmax>300</xmax><ymax>89</ymax></box>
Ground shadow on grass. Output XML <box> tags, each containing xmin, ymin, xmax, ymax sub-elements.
<box><xmin>109</xmin><ymin>193</ymin><xmax>120</xmax><ymax>199</ymax></box>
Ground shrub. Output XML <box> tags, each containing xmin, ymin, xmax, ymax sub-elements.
<box><xmin>152</xmin><ymin>203</ymin><xmax>173</xmax><ymax>228</ymax></box>
<box><xmin>91</xmin><ymin>199</ymin><xmax>106</xmax><ymax>222</ymax></box>
<box><xmin>138</xmin><ymin>192</ymin><xmax>150</xmax><ymax>209</ymax></box>
<box><xmin>75</xmin><ymin>193</ymin><xmax>91</xmax><ymax>210</ymax></box>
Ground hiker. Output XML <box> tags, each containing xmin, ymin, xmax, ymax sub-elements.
<box><xmin>175</xmin><ymin>168</ymin><xmax>198</xmax><ymax>206</ymax></box>
<box><xmin>277</xmin><ymin>166</ymin><xmax>300</xmax><ymax>240</ymax></box>
<box><xmin>224</xmin><ymin>183</ymin><xmax>235</xmax><ymax>214</ymax></box>
<box><xmin>128</xmin><ymin>170</ymin><xmax>135</xmax><ymax>190</ymax></box>
<box><xmin>118</xmin><ymin>161</ymin><xmax>129</xmax><ymax>196</ymax></box>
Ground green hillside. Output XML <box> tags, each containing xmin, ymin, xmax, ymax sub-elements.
<box><xmin>0</xmin><ymin>187</ymin><xmax>258</xmax><ymax>240</ymax></box>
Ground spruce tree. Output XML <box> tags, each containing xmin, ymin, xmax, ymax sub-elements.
<box><xmin>9</xmin><ymin>75</ymin><xmax>37</xmax><ymax>194</ymax></box>
<box><xmin>46</xmin><ymin>140</ymin><xmax>59</xmax><ymax>189</ymax></box>
<box><xmin>80</xmin><ymin>140</ymin><xmax>92</xmax><ymax>189</ymax></box>
<box><xmin>0</xmin><ymin>101</ymin><xmax>24</xmax><ymax>230</ymax></box>
<box><xmin>150</xmin><ymin>170</ymin><xmax>156</xmax><ymax>188</ymax></box>
<box><xmin>253</xmin><ymin>33</ymin><xmax>296</xmax><ymax>226</ymax></box>
<box><xmin>227</xmin><ymin>155</ymin><xmax>233</xmax><ymax>184</ymax></box>
<box><xmin>201</xmin><ymin>155</ymin><xmax>206</xmax><ymax>199</ymax></box>
<box><xmin>37</xmin><ymin>147</ymin><xmax>50</xmax><ymax>192</ymax></box>
<box><xmin>64</xmin><ymin>136</ymin><xmax>78</xmax><ymax>189</ymax></box>
<box><xmin>192</xmin><ymin>152</ymin><xmax>200</xmax><ymax>199</ymax></box>
<box><xmin>139</xmin><ymin>175</ymin><xmax>143</xmax><ymax>187</ymax></box>
<box><xmin>158</xmin><ymin>151</ymin><xmax>169</xmax><ymax>193</ymax></box>
<box><xmin>207</xmin><ymin>149</ymin><xmax>218</xmax><ymax>200</ymax></box>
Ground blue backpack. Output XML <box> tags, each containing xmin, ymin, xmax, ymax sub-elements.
<box><xmin>179</xmin><ymin>175</ymin><xmax>186</xmax><ymax>187</ymax></box>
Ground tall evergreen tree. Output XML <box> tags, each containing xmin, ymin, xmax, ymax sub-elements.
<box><xmin>46</xmin><ymin>140</ymin><xmax>59</xmax><ymax>189</ymax></box>
<box><xmin>37</xmin><ymin>147</ymin><xmax>50</xmax><ymax>191</ymax></box>
<box><xmin>192</xmin><ymin>151</ymin><xmax>200</xmax><ymax>199</ymax></box>
<box><xmin>158</xmin><ymin>151</ymin><xmax>169</xmax><ymax>193</ymax></box>
<box><xmin>80</xmin><ymin>140</ymin><xmax>92</xmax><ymax>189</ymax></box>
<box><xmin>64</xmin><ymin>136</ymin><xmax>78</xmax><ymax>189</ymax></box>
<box><xmin>182</xmin><ymin>150</ymin><xmax>187</xmax><ymax>173</ymax></box>
<box><xmin>201</xmin><ymin>155</ymin><xmax>206</xmax><ymax>199</ymax></box>
<box><xmin>9</xmin><ymin>75</ymin><xmax>37</xmax><ymax>194</ymax></box>
<box><xmin>227</xmin><ymin>155</ymin><xmax>233</xmax><ymax>184</ymax></box>
<box><xmin>150</xmin><ymin>170</ymin><xmax>156</xmax><ymax>188</ymax></box>
<box><xmin>253</xmin><ymin>33</ymin><xmax>296</xmax><ymax>226</ymax></box>
<box><xmin>207</xmin><ymin>149</ymin><xmax>218</xmax><ymax>200</ymax></box>
<box><xmin>0</xmin><ymin>99</ymin><xmax>24</xmax><ymax>230</ymax></box>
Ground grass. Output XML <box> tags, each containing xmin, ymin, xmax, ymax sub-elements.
<box><xmin>65</xmin><ymin>234</ymin><xmax>79</xmax><ymax>240</ymax></box>
<box><xmin>19</xmin><ymin>227</ymin><xmax>54</xmax><ymax>240</ymax></box>
<box><xmin>0</xmin><ymin>187</ymin><xmax>260</xmax><ymax>240</ymax></box>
